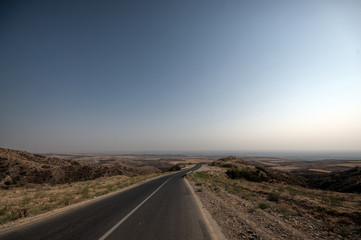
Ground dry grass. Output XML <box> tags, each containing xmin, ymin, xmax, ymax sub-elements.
<box><xmin>331</xmin><ymin>163</ymin><xmax>361</xmax><ymax>168</ymax></box>
<box><xmin>270</xmin><ymin>166</ymin><xmax>300</xmax><ymax>171</ymax></box>
<box><xmin>308</xmin><ymin>168</ymin><xmax>332</xmax><ymax>173</ymax></box>
<box><xmin>169</xmin><ymin>157</ymin><xmax>212</xmax><ymax>165</ymax></box>
<box><xmin>0</xmin><ymin>173</ymin><xmax>161</xmax><ymax>225</ymax></box>
<box><xmin>258</xmin><ymin>162</ymin><xmax>279</xmax><ymax>166</ymax></box>
<box><xmin>187</xmin><ymin>169</ymin><xmax>361</xmax><ymax>239</ymax></box>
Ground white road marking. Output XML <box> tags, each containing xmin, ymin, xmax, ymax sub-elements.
<box><xmin>98</xmin><ymin>176</ymin><xmax>174</xmax><ymax>240</ymax></box>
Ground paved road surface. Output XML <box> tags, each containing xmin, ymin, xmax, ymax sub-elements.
<box><xmin>0</xmin><ymin>164</ymin><xmax>210</xmax><ymax>240</ymax></box>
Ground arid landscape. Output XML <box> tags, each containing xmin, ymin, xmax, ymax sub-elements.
<box><xmin>187</xmin><ymin>156</ymin><xmax>361</xmax><ymax>239</ymax></box>
<box><xmin>0</xmin><ymin>148</ymin><xmax>203</xmax><ymax>229</ymax></box>
<box><xmin>1</xmin><ymin>148</ymin><xmax>361</xmax><ymax>239</ymax></box>
<box><xmin>246</xmin><ymin>157</ymin><xmax>361</xmax><ymax>193</ymax></box>
<box><xmin>0</xmin><ymin>148</ymin><xmax>210</xmax><ymax>230</ymax></box>
<box><xmin>42</xmin><ymin>152</ymin><xmax>212</xmax><ymax>171</ymax></box>
<box><xmin>2</xmin><ymin>2</ymin><xmax>360</xmax><ymax>239</ymax></box>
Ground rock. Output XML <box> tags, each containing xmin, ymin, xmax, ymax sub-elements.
<box><xmin>3</xmin><ymin>175</ymin><xmax>13</xmax><ymax>185</ymax></box>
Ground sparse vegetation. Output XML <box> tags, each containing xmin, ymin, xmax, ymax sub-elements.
<box><xmin>167</xmin><ymin>164</ymin><xmax>181</xmax><ymax>171</ymax></box>
<box><xmin>0</xmin><ymin>148</ymin><xmax>123</xmax><ymax>188</ymax></box>
<box><xmin>226</xmin><ymin>168</ymin><xmax>268</xmax><ymax>182</ymax></box>
<box><xmin>187</xmin><ymin>156</ymin><xmax>361</xmax><ymax>240</ymax></box>
<box><xmin>0</xmin><ymin>173</ymin><xmax>161</xmax><ymax>225</ymax></box>
<box><xmin>258</xmin><ymin>201</ymin><xmax>271</xmax><ymax>209</ymax></box>
<box><xmin>192</xmin><ymin>171</ymin><xmax>210</xmax><ymax>180</ymax></box>
<box><xmin>267</xmin><ymin>192</ymin><xmax>280</xmax><ymax>202</ymax></box>
<box><xmin>220</xmin><ymin>163</ymin><xmax>236</xmax><ymax>168</ymax></box>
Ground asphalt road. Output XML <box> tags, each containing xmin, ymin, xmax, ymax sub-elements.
<box><xmin>0</xmin><ymin>164</ymin><xmax>210</xmax><ymax>240</ymax></box>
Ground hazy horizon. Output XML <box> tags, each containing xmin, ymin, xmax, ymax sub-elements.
<box><xmin>1</xmin><ymin>0</ymin><xmax>361</xmax><ymax>153</ymax></box>
<box><xmin>12</xmin><ymin>149</ymin><xmax>361</xmax><ymax>161</ymax></box>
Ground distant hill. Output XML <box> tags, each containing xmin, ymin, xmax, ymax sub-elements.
<box><xmin>213</xmin><ymin>156</ymin><xmax>361</xmax><ymax>193</ymax></box>
<box><xmin>0</xmin><ymin>148</ymin><xmax>124</xmax><ymax>188</ymax></box>
<box><xmin>210</xmin><ymin>156</ymin><xmax>289</xmax><ymax>183</ymax></box>
<box><xmin>301</xmin><ymin>166</ymin><xmax>361</xmax><ymax>193</ymax></box>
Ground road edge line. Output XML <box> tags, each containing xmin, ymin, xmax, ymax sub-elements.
<box><xmin>184</xmin><ymin>178</ymin><xmax>227</xmax><ymax>240</ymax></box>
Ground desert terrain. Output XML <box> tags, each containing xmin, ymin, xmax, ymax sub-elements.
<box><xmin>43</xmin><ymin>152</ymin><xmax>213</xmax><ymax>171</ymax></box>
<box><xmin>2</xmin><ymin>149</ymin><xmax>361</xmax><ymax>239</ymax></box>
<box><xmin>1</xmin><ymin>148</ymin><xmax>204</xmax><ymax>228</ymax></box>
<box><xmin>187</xmin><ymin>156</ymin><xmax>361</xmax><ymax>239</ymax></box>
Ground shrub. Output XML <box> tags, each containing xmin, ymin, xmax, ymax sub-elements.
<box><xmin>226</xmin><ymin>167</ymin><xmax>282</xmax><ymax>183</ymax></box>
<box><xmin>255</xmin><ymin>166</ymin><xmax>267</xmax><ymax>172</ymax></box>
<box><xmin>339</xmin><ymin>225</ymin><xmax>355</xmax><ymax>237</ymax></box>
<box><xmin>258</xmin><ymin>201</ymin><xmax>271</xmax><ymax>209</ymax></box>
<box><xmin>221</xmin><ymin>164</ymin><xmax>236</xmax><ymax>168</ymax></box>
<box><xmin>267</xmin><ymin>192</ymin><xmax>280</xmax><ymax>202</ymax></box>
<box><xmin>226</xmin><ymin>169</ymin><xmax>266</xmax><ymax>182</ymax></box>
<box><xmin>278</xmin><ymin>205</ymin><xmax>291</xmax><ymax>217</ymax></box>
<box><xmin>226</xmin><ymin>185</ymin><xmax>243</xmax><ymax>194</ymax></box>
<box><xmin>167</xmin><ymin>165</ymin><xmax>181</xmax><ymax>171</ymax></box>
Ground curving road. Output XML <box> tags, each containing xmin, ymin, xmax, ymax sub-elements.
<box><xmin>0</xmin><ymin>164</ymin><xmax>210</xmax><ymax>240</ymax></box>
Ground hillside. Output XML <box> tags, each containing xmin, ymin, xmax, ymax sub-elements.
<box><xmin>299</xmin><ymin>166</ymin><xmax>361</xmax><ymax>193</ymax></box>
<box><xmin>210</xmin><ymin>156</ymin><xmax>304</xmax><ymax>185</ymax></box>
<box><xmin>0</xmin><ymin>148</ymin><xmax>125</xmax><ymax>188</ymax></box>
<box><xmin>187</xmin><ymin>157</ymin><xmax>361</xmax><ymax>240</ymax></box>
<box><xmin>212</xmin><ymin>156</ymin><xmax>361</xmax><ymax>193</ymax></box>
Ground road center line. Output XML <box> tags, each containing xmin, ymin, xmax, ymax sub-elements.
<box><xmin>98</xmin><ymin>176</ymin><xmax>174</xmax><ymax>240</ymax></box>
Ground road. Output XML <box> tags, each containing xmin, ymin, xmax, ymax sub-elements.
<box><xmin>0</xmin><ymin>164</ymin><xmax>211</xmax><ymax>240</ymax></box>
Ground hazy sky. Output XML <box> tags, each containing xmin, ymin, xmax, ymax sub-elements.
<box><xmin>1</xmin><ymin>0</ymin><xmax>360</xmax><ymax>153</ymax></box>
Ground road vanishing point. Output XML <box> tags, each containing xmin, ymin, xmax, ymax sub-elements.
<box><xmin>0</xmin><ymin>164</ymin><xmax>212</xmax><ymax>240</ymax></box>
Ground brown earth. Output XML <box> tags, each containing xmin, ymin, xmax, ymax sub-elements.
<box><xmin>187</xmin><ymin>157</ymin><xmax>361</xmax><ymax>240</ymax></box>
<box><xmin>0</xmin><ymin>148</ymin><xmax>163</xmax><ymax>188</ymax></box>
<box><xmin>245</xmin><ymin>156</ymin><xmax>361</xmax><ymax>193</ymax></box>
<box><xmin>42</xmin><ymin>152</ymin><xmax>212</xmax><ymax>172</ymax></box>
<box><xmin>0</xmin><ymin>148</ymin><xmax>184</xmax><ymax>226</ymax></box>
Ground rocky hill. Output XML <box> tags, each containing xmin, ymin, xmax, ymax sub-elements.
<box><xmin>0</xmin><ymin>148</ymin><xmax>124</xmax><ymax>188</ymax></box>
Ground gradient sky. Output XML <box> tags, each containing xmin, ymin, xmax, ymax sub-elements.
<box><xmin>1</xmin><ymin>0</ymin><xmax>361</xmax><ymax>153</ymax></box>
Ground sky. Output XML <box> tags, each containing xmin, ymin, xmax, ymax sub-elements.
<box><xmin>1</xmin><ymin>0</ymin><xmax>361</xmax><ymax>153</ymax></box>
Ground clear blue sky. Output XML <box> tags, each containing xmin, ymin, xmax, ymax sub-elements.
<box><xmin>1</xmin><ymin>0</ymin><xmax>360</xmax><ymax>153</ymax></box>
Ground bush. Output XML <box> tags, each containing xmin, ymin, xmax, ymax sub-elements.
<box><xmin>255</xmin><ymin>166</ymin><xmax>267</xmax><ymax>172</ymax></box>
<box><xmin>167</xmin><ymin>165</ymin><xmax>181</xmax><ymax>171</ymax></box>
<box><xmin>221</xmin><ymin>164</ymin><xmax>236</xmax><ymax>168</ymax></box>
<box><xmin>226</xmin><ymin>169</ymin><xmax>266</xmax><ymax>182</ymax></box>
<box><xmin>267</xmin><ymin>192</ymin><xmax>280</xmax><ymax>202</ymax></box>
<box><xmin>226</xmin><ymin>166</ymin><xmax>282</xmax><ymax>182</ymax></box>
<box><xmin>258</xmin><ymin>201</ymin><xmax>271</xmax><ymax>209</ymax></box>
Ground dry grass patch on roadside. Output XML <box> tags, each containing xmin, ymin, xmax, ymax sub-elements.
<box><xmin>0</xmin><ymin>173</ymin><xmax>160</xmax><ymax>225</ymax></box>
<box><xmin>187</xmin><ymin>169</ymin><xmax>361</xmax><ymax>240</ymax></box>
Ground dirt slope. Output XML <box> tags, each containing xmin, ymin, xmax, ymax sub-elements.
<box><xmin>302</xmin><ymin>166</ymin><xmax>361</xmax><ymax>193</ymax></box>
<box><xmin>0</xmin><ymin>148</ymin><xmax>123</xmax><ymax>188</ymax></box>
<box><xmin>188</xmin><ymin>160</ymin><xmax>361</xmax><ymax>240</ymax></box>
